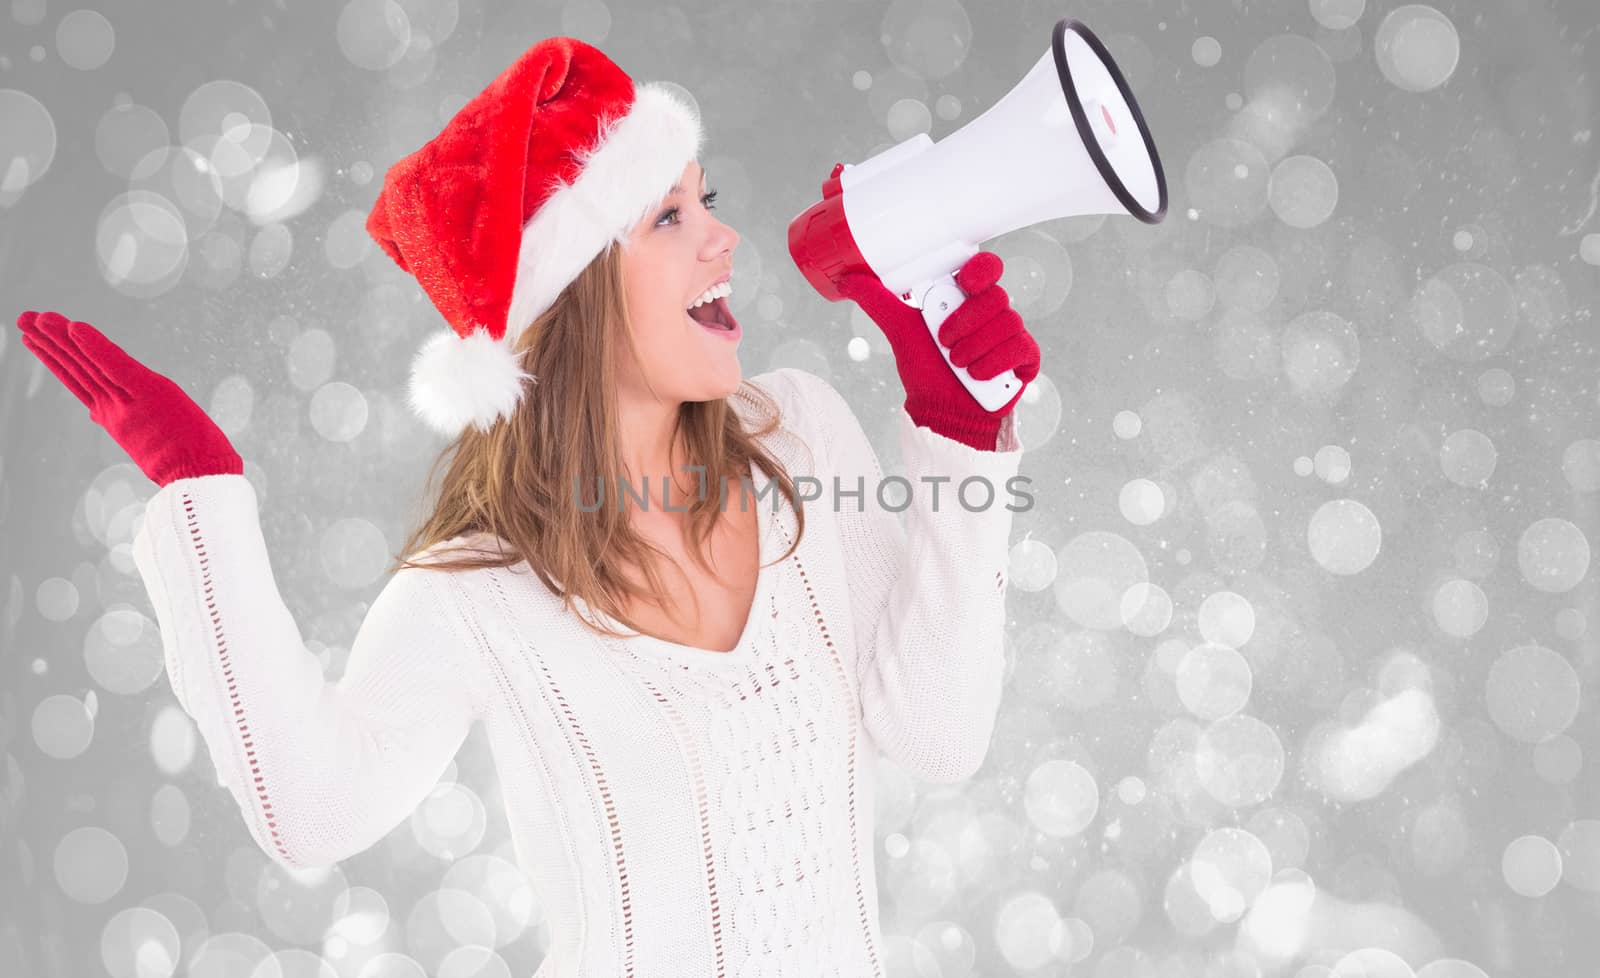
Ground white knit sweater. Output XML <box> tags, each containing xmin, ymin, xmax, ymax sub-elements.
<box><xmin>130</xmin><ymin>366</ymin><xmax>1024</xmax><ymax>977</ymax></box>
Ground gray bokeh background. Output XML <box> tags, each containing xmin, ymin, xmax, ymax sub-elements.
<box><xmin>4</xmin><ymin>0</ymin><xmax>1600</xmax><ymax>975</ymax></box>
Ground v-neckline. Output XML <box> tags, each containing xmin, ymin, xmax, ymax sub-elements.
<box><xmin>575</xmin><ymin>458</ymin><xmax>777</xmax><ymax>666</ymax></box>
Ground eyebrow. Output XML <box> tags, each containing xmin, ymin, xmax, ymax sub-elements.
<box><xmin>670</xmin><ymin>164</ymin><xmax>709</xmax><ymax>195</ymax></box>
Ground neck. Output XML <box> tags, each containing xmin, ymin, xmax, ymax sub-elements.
<box><xmin>616</xmin><ymin>390</ymin><xmax>694</xmax><ymax>514</ymax></box>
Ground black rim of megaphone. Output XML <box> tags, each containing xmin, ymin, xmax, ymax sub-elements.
<box><xmin>1052</xmin><ymin>18</ymin><xmax>1168</xmax><ymax>224</ymax></box>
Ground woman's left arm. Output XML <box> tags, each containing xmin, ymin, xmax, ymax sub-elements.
<box><xmin>785</xmin><ymin>367</ymin><xmax>1024</xmax><ymax>783</ymax></box>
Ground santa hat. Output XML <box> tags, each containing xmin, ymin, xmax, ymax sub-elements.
<box><xmin>365</xmin><ymin>36</ymin><xmax>703</xmax><ymax>438</ymax></box>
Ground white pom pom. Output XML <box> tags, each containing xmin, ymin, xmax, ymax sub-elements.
<box><xmin>407</xmin><ymin>328</ymin><xmax>535</xmax><ymax>438</ymax></box>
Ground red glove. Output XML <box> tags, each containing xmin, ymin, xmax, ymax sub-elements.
<box><xmin>836</xmin><ymin>252</ymin><xmax>1039</xmax><ymax>451</ymax></box>
<box><xmin>15</xmin><ymin>310</ymin><xmax>243</xmax><ymax>486</ymax></box>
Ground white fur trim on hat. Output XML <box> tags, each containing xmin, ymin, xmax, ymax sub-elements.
<box><xmin>408</xmin><ymin>327</ymin><xmax>535</xmax><ymax>437</ymax></box>
<box><xmin>503</xmin><ymin>82</ymin><xmax>704</xmax><ymax>348</ymax></box>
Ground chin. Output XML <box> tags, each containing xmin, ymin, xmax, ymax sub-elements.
<box><xmin>706</xmin><ymin>371</ymin><xmax>743</xmax><ymax>401</ymax></box>
<box><xmin>693</xmin><ymin>364</ymin><xmax>743</xmax><ymax>402</ymax></box>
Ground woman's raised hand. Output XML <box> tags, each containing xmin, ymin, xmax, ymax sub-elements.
<box><xmin>15</xmin><ymin>311</ymin><xmax>243</xmax><ymax>486</ymax></box>
<box><xmin>835</xmin><ymin>252</ymin><xmax>1040</xmax><ymax>452</ymax></box>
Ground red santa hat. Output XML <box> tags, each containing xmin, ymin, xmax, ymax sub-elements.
<box><xmin>365</xmin><ymin>36</ymin><xmax>702</xmax><ymax>438</ymax></box>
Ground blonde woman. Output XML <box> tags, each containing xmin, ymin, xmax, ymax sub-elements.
<box><xmin>15</xmin><ymin>36</ymin><xmax>1038</xmax><ymax>977</ymax></box>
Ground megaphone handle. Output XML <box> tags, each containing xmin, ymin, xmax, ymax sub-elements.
<box><xmin>916</xmin><ymin>274</ymin><xmax>1022</xmax><ymax>413</ymax></box>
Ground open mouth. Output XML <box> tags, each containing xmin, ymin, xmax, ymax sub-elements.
<box><xmin>686</xmin><ymin>295</ymin><xmax>740</xmax><ymax>337</ymax></box>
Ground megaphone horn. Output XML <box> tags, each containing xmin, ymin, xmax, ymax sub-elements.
<box><xmin>789</xmin><ymin>18</ymin><xmax>1168</xmax><ymax>411</ymax></box>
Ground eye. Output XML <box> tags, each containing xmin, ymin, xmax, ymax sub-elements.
<box><xmin>656</xmin><ymin>188</ymin><xmax>719</xmax><ymax>227</ymax></box>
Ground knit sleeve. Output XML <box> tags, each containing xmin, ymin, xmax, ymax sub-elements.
<box><xmin>780</xmin><ymin>368</ymin><xmax>1024</xmax><ymax>783</ymax></box>
<box><xmin>130</xmin><ymin>473</ymin><xmax>490</xmax><ymax>870</ymax></box>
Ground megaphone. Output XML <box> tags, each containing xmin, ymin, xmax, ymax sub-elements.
<box><xmin>788</xmin><ymin>18</ymin><xmax>1168</xmax><ymax>411</ymax></box>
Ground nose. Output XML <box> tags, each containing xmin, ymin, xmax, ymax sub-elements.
<box><xmin>716</xmin><ymin>217</ymin><xmax>739</xmax><ymax>256</ymax></box>
<box><xmin>709</xmin><ymin>212</ymin><xmax>739</xmax><ymax>256</ymax></box>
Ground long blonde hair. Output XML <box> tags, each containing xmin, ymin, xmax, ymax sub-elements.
<box><xmin>387</xmin><ymin>239</ymin><xmax>807</xmax><ymax>640</ymax></box>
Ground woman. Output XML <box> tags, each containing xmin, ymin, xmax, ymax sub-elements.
<box><xmin>15</xmin><ymin>36</ymin><xmax>1039</xmax><ymax>977</ymax></box>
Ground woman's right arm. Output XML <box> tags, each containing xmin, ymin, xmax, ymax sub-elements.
<box><xmin>13</xmin><ymin>310</ymin><xmax>488</xmax><ymax>869</ymax></box>
<box><xmin>132</xmin><ymin>472</ymin><xmax>490</xmax><ymax>871</ymax></box>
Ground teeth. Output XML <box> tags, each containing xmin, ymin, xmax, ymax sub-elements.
<box><xmin>687</xmin><ymin>281</ymin><xmax>732</xmax><ymax>310</ymax></box>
